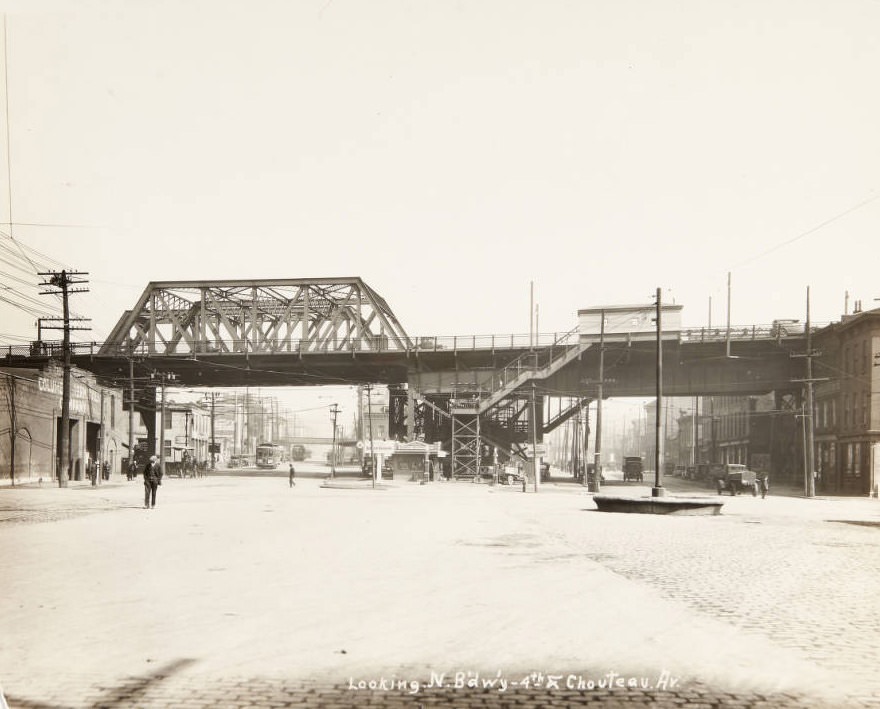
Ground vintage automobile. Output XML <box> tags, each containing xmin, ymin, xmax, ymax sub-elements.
<box><xmin>770</xmin><ymin>318</ymin><xmax>805</xmax><ymax>338</ymax></box>
<box><xmin>623</xmin><ymin>456</ymin><xmax>644</xmax><ymax>482</ymax></box>
<box><xmin>499</xmin><ymin>466</ymin><xmax>525</xmax><ymax>486</ymax></box>
<box><xmin>716</xmin><ymin>464</ymin><xmax>760</xmax><ymax>496</ymax></box>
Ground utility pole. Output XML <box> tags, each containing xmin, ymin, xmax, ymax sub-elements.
<box><xmin>529</xmin><ymin>281</ymin><xmax>534</xmax><ymax>349</ymax></box>
<box><xmin>365</xmin><ymin>384</ymin><xmax>375</xmax><ymax>488</ymax></box>
<box><xmin>210</xmin><ymin>392</ymin><xmax>217</xmax><ymax>471</ymax></box>
<box><xmin>725</xmin><ymin>272</ymin><xmax>732</xmax><ymax>358</ymax></box>
<box><xmin>151</xmin><ymin>371</ymin><xmax>176</xmax><ymax>477</ymax></box>
<box><xmin>792</xmin><ymin>287</ymin><xmax>824</xmax><ymax>497</ymax></box>
<box><xmin>653</xmin><ymin>287</ymin><xmax>665</xmax><ymax>497</ymax></box>
<box><xmin>128</xmin><ymin>356</ymin><xmax>135</xmax><ymax>472</ymax></box>
<box><xmin>592</xmin><ymin>309</ymin><xmax>605</xmax><ymax>492</ymax></box>
<box><xmin>95</xmin><ymin>388</ymin><xmax>105</xmax><ymax>486</ymax></box>
<box><xmin>805</xmin><ymin>287</ymin><xmax>816</xmax><ymax>496</ymax></box>
<box><xmin>530</xmin><ymin>381</ymin><xmax>540</xmax><ymax>492</ymax></box>
<box><xmin>330</xmin><ymin>403</ymin><xmax>340</xmax><ymax>478</ymax></box>
<box><xmin>7</xmin><ymin>373</ymin><xmax>15</xmax><ymax>486</ymax></box>
<box><xmin>581</xmin><ymin>403</ymin><xmax>590</xmax><ymax>486</ymax></box>
<box><xmin>38</xmin><ymin>270</ymin><xmax>89</xmax><ymax>487</ymax></box>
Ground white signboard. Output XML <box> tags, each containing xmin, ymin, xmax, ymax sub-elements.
<box><xmin>364</xmin><ymin>440</ymin><xmax>396</xmax><ymax>454</ymax></box>
<box><xmin>578</xmin><ymin>303</ymin><xmax>683</xmax><ymax>342</ymax></box>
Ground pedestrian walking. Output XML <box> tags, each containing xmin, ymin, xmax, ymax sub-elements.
<box><xmin>127</xmin><ymin>458</ymin><xmax>137</xmax><ymax>482</ymax></box>
<box><xmin>289</xmin><ymin>462</ymin><xmax>296</xmax><ymax>487</ymax></box>
<box><xmin>760</xmin><ymin>474</ymin><xmax>769</xmax><ymax>499</ymax></box>
<box><xmin>143</xmin><ymin>455</ymin><xmax>163</xmax><ymax>509</ymax></box>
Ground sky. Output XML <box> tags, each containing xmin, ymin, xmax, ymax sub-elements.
<box><xmin>0</xmin><ymin>0</ymin><xmax>878</xmax><ymax>428</ymax></box>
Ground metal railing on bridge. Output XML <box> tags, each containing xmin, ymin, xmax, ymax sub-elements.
<box><xmin>0</xmin><ymin>331</ymin><xmax>583</xmax><ymax>358</ymax></box>
<box><xmin>1</xmin><ymin>323</ymin><xmax>822</xmax><ymax>360</ymax></box>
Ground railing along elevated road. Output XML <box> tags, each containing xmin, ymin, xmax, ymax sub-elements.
<box><xmin>3</xmin><ymin>322</ymin><xmax>815</xmax><ymax>357</ymax></box>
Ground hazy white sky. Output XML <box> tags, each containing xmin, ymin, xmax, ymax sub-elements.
<box><xmin>1</xmin><ymin>0</ymin><xmax>878</xmax><ymax>345</ymax></box>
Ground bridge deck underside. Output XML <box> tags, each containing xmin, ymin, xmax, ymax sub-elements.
<box><xmin>15</xmin><ymin>337</ymin><xmax>805</xmax><ymax>396</ymax></box>
<box><xmin>409</xmin><ymin>339</ymin><xmax>806</xmax><ymax>399</ymax></box>
<box><xmin>69</xmin><ymin>352</ymin><xmax>412</xmax><ymax>388</ymax></box>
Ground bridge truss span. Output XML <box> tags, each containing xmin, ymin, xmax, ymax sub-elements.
<box><xmin>99</xmin><ymin>278</ymin><xmax>414</xmax><ymax>356</ymax></box>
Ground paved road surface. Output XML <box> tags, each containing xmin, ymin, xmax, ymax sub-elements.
<box><xmin>1</xmin><ymin>471</ymin><xmax>879</xmax><ymax>708</ymax></box>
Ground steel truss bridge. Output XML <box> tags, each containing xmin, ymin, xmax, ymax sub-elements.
<box><xmin>2</xmin><ymin>277</ymin><xmax>812</xmax><ymax>478</ymax></box>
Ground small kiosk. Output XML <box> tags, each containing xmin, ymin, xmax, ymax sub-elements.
<box><xmin>387</xmin><ymin>441</ymin><xmax>443</xmax><ymax>482</ymax></box>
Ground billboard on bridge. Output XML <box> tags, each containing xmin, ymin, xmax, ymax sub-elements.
<box><xmin>578</xmin><ymin>303</ymin><xmax>683</xmax><ymax>343</ymax></box>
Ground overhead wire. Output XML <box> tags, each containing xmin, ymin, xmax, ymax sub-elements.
<box><xmin>728</xmin><ymin>191</ymin><xmax>880</xmax><ymax>272</ymax></box>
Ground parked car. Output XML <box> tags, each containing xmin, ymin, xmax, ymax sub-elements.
<box><xmin>499</xmin><ymin>468</ymin><xmax>524</xmax><ymax>486</ymax></box>
<box><xmin>362</xmin><ymin>455</ymin><xmax>393</xmax><ymax>479</ymax></box>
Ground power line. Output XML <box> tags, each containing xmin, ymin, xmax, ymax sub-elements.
<box><xmin>730</xmin><ymin>191</ymin><xmax>880</xmax><ymax>271</ymax></box>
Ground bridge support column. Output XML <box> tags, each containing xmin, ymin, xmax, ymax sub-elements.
<box><xmin>407</xmin><ymin>386</ymin><xmax>416</xmax><ymax>440</ymax></box>
<box><xmin>450</xmin><ymin>399</ymin><xmax>480</xmax><ymax>480</ymax></box>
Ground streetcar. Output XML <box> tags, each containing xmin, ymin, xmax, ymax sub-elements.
<box><xmin>255</xmin><ymin>442</ymin><xmax>284</xmax><ymax>469</ymax></box>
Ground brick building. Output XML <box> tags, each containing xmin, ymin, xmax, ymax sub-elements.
<box><xmin>672</xmin><ymin>306</ymin><xmax>880</xmax><ymax>495</ymax></box>
<box><xmin>814</xmin><ymin>307</ymin><xmax>880</xmax><ymax>495</ymax></box>
<box><xmin>0</xmin><ymin>362</ymin><xmax>131</xmax><ymax>484</ymax></box>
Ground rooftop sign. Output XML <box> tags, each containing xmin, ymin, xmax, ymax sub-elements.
<box><xmin>578</xmin><ymin>303</ymin><xmax>683</xmax><ymax>342</ymax></box>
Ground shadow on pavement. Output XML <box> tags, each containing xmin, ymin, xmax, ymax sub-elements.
<box><xmin>4</xmin><ymin>658</ymin><xmax>197</xmax><ymax>709</ymax></box>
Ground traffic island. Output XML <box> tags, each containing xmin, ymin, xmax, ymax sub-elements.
<box><xmin>319</xmin><ymin>479</ymin><xmax>391</xmax><ymax>490</ymax></box>
<box><xmin>593</xmin><ymin>494</ymin><xmax>724</xmax><ymax>515</ymax></box>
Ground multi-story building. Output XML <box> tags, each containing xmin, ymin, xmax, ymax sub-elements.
<box><xmin>0</xmin><ymin>362</ymin><xmax>131</xmax><ymax>483</ymax></box>
<box><xmin>815</xmin><ymin>306</ymin><xmax>880</xmax><ymax>494</ymax></box>
<box><xmin>359</xmin><ymin>385</ymin><xmax>390</xmax><ymax>442</ymax></box>
<box><xmin>669</xmin><ymin>305</ymin><xmax>880</xmax><ymax>495</ymax></box>
<box><xmin>160</xmin><ymin>400</ymin><xmax>211</xmax><ymax>467</ymax></box>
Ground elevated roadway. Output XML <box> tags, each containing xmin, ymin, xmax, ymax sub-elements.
<box><xmin>0</xmin><ymin>277</ymin><xmax>815</xmax><ymax>471</ymax></box>
<box><xmin>2</xmin><ymin>325</ymin><xmax>808</xmax><ymax>399</ymax></box>
<box><xmin>1</xmin><ymin>277</ymin><xmax>809</xmax><ymax>399</ymax></box>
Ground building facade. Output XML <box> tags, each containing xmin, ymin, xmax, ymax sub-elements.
<box><xmin>0</xmin><ymin>362</ymin><xmax>131</xmax><ymax>483</ymax></box>
<box><xmin>815</xmin><ymin>308</ymin><xmax>880</xmax><ymax>495</ymax></box>
<box><xmin>669</xmin><ymin>306</ymin><xmax>880</xmax><ymax>495</ymax></box>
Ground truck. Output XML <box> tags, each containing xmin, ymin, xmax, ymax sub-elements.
<box><xmin>715</xmin><ymin>463</ymin><xmax>760</xmax><ymax>496</ymax></box>
<box><xmin>623</xmin><ymin>456</ymin><xmax>644</xmax><ymax>482</ymax></box>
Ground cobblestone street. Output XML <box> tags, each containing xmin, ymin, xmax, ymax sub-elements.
<box><xmin>2</xmin><ymin>474</ymin><xmax>879</xmax><ymax>708</ymax></box>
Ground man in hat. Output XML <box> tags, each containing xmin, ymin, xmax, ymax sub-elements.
<box><xmin>143</xmin><ymin>455</ymin><xmax>163</xmax><ymax>509</ymax></box>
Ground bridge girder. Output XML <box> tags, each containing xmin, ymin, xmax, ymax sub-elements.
<box><xmin>100</xmin><ymin>278</ymin><xmax>413</xmax><ymax>357</ymax></box>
